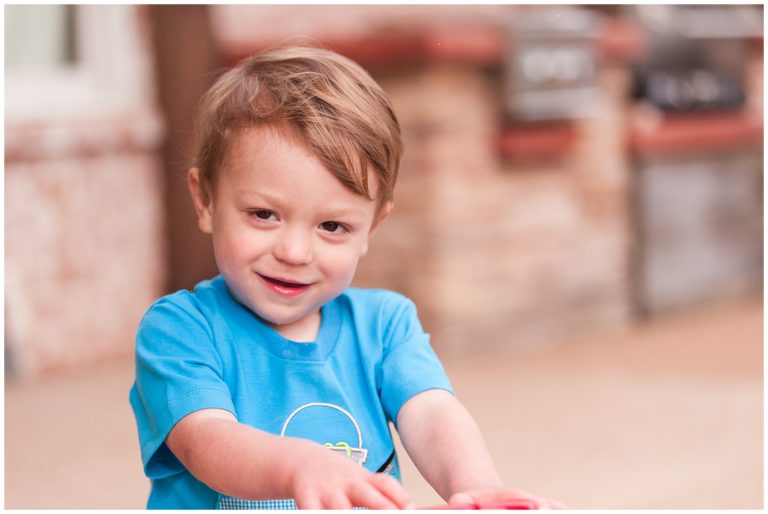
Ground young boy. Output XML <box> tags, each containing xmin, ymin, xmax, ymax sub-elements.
<box><xmin>129</xmin><ymin>46</ymin><xmax>562</xmax><ymax>509</ymax></box>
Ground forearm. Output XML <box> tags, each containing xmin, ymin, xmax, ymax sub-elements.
<box><xmin>397</xmin><ymin>390</ymin><xmax>504</xmax><ymax>499</ymax></box>
<box><xmin>166</xmin><ymin>411</ymin><xmax>310</xmax><ymax>500</ymax></box>
<box><xmin>165</xmin><ymin>409</ymin><xmax>413</xmax><ymax>509</ymax></box>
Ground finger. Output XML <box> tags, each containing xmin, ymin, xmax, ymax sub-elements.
<box><xmin>293</xmin><ymin>489</ymin><xmax>322</xmax><ymax>510</ymax></box>
<box><xmin>295</xmin><ymin>497</ymin><xmax>322</xmax><ymax>510</ymax></box>
<box><xmin>522</xmin><ymin>495</ymin><xmax>556</xmax><ymax>510</ymax></box>
<box><xmin>448</xmin><ymin>492</ymin><xmax>475</xmax><ymax>506</ymax></box>
<box><xmin>524</xmin><ymin>493</ymin><xmax>555</xmax><ymax>510</ymax></box>
<box><xmin>323</xmin><ymin>491</ymin><xmax>353</xmax><ymax>510</ymax></box>
<box><xmin>450</xmin><ymin>489</ymin><xmax>542</xmax><ymax>509</ymax></box>
<box><xmin>369</xmin><ymin>473</ymin><xmax>415</xmax><ymax>509</ymax></box>
<box><xmin>349</xmin><ymin>481</ymin><xmax>400</xmax><ymax>510</ymax></box>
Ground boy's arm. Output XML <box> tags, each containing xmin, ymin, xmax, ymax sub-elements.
<box><xmin>165</xmin><ymin>408</ymin><xmax>414</xmax><ymax>509</ymax></box>
<box><xmin>396</xmin><ymin>389</ymin><xmax>564</xmax><ymax>509</ymax></box>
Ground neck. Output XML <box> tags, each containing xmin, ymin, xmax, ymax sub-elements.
<box><xmin>270</xmin><ymin>310</ymin><xmax>321</xmax><ymax>343</ymax></box>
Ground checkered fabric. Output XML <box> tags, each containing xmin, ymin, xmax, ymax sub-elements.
<box><xmin>216</xmin><ymin>496</ymin><xmax>368</xmax><ymax>510</ymax></box>
<box><xmin>217</xmin><ymin>496</ymin><xmax>298</xmax><ymax>510</ymax></box>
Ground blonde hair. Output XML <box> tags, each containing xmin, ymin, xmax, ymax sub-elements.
<box><xmin>192</xmin><ymin>46</ymin><xmax>402</xmax><ymax>211</ymax></box>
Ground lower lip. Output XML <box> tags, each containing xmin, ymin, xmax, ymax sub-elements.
<box><xmin>258</xmin><ymin>275</ymin><xmax>311</xmax><ymax>298</ymax></box>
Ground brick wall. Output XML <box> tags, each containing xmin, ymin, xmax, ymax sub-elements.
<box><xmin>5</xmin><ymin>152</ymin><xmax>166</xmax><ymax>375</ymax></box>
<box><xmin>209</xmin><ymin>4</ymin><xmax>653</xmax><ymax>354</ymax></box>
<box><xmin>4</xmin><ymin>6</ymin><xmax>166</xmax><ymax>377</ymax></box>
<box><xmin>353</xmin><ymin>65</ymin><xmax>634</xmax><ymax>354</ymax></box>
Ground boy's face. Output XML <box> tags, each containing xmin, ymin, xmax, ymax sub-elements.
<box><xmin>189</xmin><ymin>125</ymin><xmax>390</xmax><ymax>340</ymax></box>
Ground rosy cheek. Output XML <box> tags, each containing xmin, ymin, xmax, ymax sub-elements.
<box><xmin>318</xmin><ymin>247</ymin><xmax>356</xmax><ymax>272</ymax></box>
<box><xmin>212</xmin><ymin>234</ymin><xmax>245</xmax><ymax>270</ymax></box>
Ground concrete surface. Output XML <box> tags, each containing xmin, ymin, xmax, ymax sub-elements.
<box><xmin>5</xmin><ymin>296</ymin><xmax>762</xmax><ymax>509</ymax></box>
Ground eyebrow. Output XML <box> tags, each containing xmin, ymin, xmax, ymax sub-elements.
<box><xmin>237</xmin><ymin>189</ymin><xmax>281</xmax><ymax>205</ymax></box>
<box><xmin>321</xmin><ymin>205</ymin><xmax>370</xmax><ymax>219</ymax></box>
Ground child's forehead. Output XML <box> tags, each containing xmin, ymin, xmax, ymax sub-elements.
<box><xmin>227</xmin><ymin>122</ymin><xmax>303</xmax><ymax>154</ymax></box>
<box><xmin>222</xmin><ymin>124</ymin><xmax>380</xmax><ymax>202</ymax></box>
<box><xmin>222</xmin><ymin>124</ymin><xmax>382</xmax><ymax>199</ymax></box>
<box><xmin>218</xmin><ymin>126</ymin><xmax>305</xmax><ymax>178</ymax></box>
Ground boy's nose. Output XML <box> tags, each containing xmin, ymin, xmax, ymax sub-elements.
<box><xmin>273</xmin><ymin>227</ymin><xmax>313</xmax><ymax>265</ymax></box>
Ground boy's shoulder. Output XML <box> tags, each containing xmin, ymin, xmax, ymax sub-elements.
<box><xmin>141</xmin><ymin>276</ymin><xmax>228</xmax><ymax>323</ymax></box>
<box><xmin>341</xmin><ymin>287</ymin><xmax>412</xmax><ymax>307</ymax></box>
<box><xmin>339</xmin><ymin>287</ymin><xmax>418</xmax><ymax>323</ymax></box>
<box><xmin>339</xmin><ymin>288</ymin><xmax>423</xmax><ymax>347</ymax></box>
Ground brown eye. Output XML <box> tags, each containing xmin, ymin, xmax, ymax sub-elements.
<box><xmin>320</xmin><ymin>221</ymin><xmax>339</xmax><ymax>232</ymax></box>
<box><xmin>251</xmin><ymin>210</ymin><xmax>275</xmax><ymax>220</ymax></box>
<box><xmin>320</xmin><ymin>221</ymin><xmax>345</xmax><ymax>233</ymax></box>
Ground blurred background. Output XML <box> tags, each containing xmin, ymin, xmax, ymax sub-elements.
<box><xmin>4</xmin><ymin>4</ymin><xmax>763</xmax><ymax>509</ymax></box>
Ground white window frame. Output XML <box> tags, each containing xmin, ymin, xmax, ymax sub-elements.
<box><xmin>5</xmin><ymin>5</ymin><xmax>156</xmax><ymax>125</ymax></box>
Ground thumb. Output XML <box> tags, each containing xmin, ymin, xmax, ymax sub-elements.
<box><xmin>448</xmin><ymin>492</ymin><xmax>475</xmax><ymax>506</ymax></box>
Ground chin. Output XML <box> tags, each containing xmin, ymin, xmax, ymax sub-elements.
<box><xmin>254</xmin><ymin>306</ymin><xmax>308</xmax><ymax>327</ymax></box>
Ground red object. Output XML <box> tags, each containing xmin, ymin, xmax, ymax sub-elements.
<box><xmin>496</xmin><ymin>122</ymin><xmax>578</xmax><ymax>161</ymax></box>
<box><xmin>422</xmin><ymin>500</ymin><xmax>536</xmax><ymax>510</ymax></box>
<box><xmin>629</xmin><ymin>112</ymin><xmax>763</xmax><ymax>156</ymax></box>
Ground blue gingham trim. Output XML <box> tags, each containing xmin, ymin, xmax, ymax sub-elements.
<box><xmin>216</xmin><ymin>497</ymin><xmax>367</xmax><ymax>510</ymax></box>
<box><xmin>217</xmin><ymin>496</ymin><xmax>298</xmax><ymax>510</ymax></box>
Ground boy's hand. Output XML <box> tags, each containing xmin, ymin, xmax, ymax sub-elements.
<box><xmin>449</xmin><ymin>489</ymin><xmax>567</xmax><ymax>510</ymax></box>
<box><xmin>167</xmin><ymin>409</ymin><xmax>413</xmax><ymax>508</ymax></box>
<box><xmin>287</xmin><ymin>439</ymin><xmax>415</xmax><ymax>509</ymax></box>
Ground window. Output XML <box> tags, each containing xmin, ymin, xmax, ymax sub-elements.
<box><xmin>5</xmin><ymin>5</ymin><xmax>155</xmax><ymax>123</ymax></box>
<box><xmin>5</xmin><ymin>5</ymin><xmax>78</xmax><ymax>72</ymax></box>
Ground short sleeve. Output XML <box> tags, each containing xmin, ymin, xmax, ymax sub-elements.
<box><xmin>378</xmin><ymin>296</ymin><xmax>453</xmax><ymax>425</ymax></box>
<box><xmin>129</xmin><ymin>294</ymin><xmax>236</xmax><ymax>479</ymax></box>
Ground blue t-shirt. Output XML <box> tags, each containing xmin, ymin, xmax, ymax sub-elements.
<box><xmin>129</xmin><ymin>275</ymin><xmax>453</xmax><ymax>509</ymax></box>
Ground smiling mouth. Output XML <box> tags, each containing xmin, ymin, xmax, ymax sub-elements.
<box><xmin>258</xmin><ymin>274</ymin><xmax>312</xmax><ymax>297</ymax></box>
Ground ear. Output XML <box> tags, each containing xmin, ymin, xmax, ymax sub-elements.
<box><xmin>361</xmin><ymin>201</ymin><xmax>393</xmax><ymax>257</ymax></box>
<box><xmin>188</xmin><ymin>167</ymin><xmax>213</xmax><ymax>234</ymax></box>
